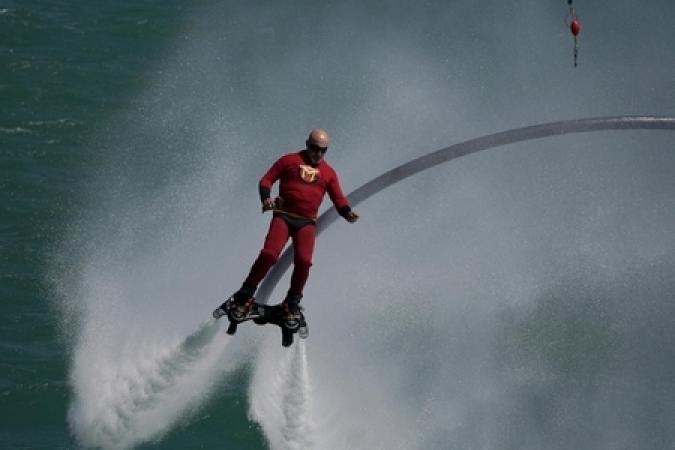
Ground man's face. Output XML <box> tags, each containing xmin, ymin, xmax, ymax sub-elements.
<box><xmin>306</xmin><ymin>141</ymin><xmax>327</xmax><ymax>165</ymax></box>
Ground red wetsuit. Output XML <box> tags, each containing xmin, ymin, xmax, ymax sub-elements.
<box><xmin>243</xmin><ymin>150</ymin><xmax>351</xmax><ymax>295</ymax></box>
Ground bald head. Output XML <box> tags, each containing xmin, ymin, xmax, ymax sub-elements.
<box><xmin>306</xmin><ymin>128</ymin><xmax>330</xmax><ymax>165</ymax></box>
<box><xmin>307</xmin><ymin>128</ymin><xmax>330</xmax><ymax>148</ymax></box>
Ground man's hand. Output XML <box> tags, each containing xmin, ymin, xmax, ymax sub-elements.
<box><xmin>345</xmin><ymin>210</ymin><xmax>359</xmax><ymax>223</ymax></box>
<box><xmin>262</xmin><ymin>198</ymin><xmax>276</xmax><ymax>212</ymax></box>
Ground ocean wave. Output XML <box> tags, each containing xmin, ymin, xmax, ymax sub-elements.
<box><xmin>27</xmin><ymin>118</ymin><xmax>84</xmax><ymax>127</ymax></box>
<box><xmin>0</xmin><ymin>127</ymin><xmax>33</xmax><ymax>135</ymax></box>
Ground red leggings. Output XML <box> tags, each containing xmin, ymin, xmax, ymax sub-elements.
<box><xmin>243</xmin><ymin>216</ymin><xmax>316</xmax><ymax>295</ymax></box>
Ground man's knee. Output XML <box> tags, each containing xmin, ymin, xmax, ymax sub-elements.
<box><xmin>259</xmin><ymin>249</ymin><xmax>279</xmax><ymax>266</ymax></box>
<box><xmin>294</xmin><ymin>256</ymin><xmax>313</xmax><ymax>270</ymax></box>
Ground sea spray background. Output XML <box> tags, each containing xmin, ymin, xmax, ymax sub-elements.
<box><xmin>3</xmin><ymin>0</ymin><xmax>675</xmax><ymax>449</ymax></box>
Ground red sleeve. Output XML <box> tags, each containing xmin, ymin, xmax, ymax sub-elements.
<box><xmin>327</xmin><ymin>169</ymin><xmax>350</xmax><ymax>210</ymax></box>
<box><xmin>259</xmin><ymin>155</ymin><xmax>287</xmax><ymax>197</ymax></box>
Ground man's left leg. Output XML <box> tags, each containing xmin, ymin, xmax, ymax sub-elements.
<box><xmin>276</xmin><ymin>224</ymin><xmax>315</xmax><ymax>338</ymax></box>
<box><xmin>286</xmin><ymin>223</ymin><xmax>316</xmax><ymax>306</ymax></box>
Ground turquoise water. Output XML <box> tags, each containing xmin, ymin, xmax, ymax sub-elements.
<box><xmin>3</xmin><ymin>2</ymin><xmax>264</xmax><ymax>448</ymax></box>
<box><xmin>3</xmin><ymin>1</ymin><xmax>675</xmax><ymax>449</ymax></box>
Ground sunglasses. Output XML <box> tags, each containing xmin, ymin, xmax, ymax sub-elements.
<box><xmin>307</xmin><ymin>142</ymin><xmax>328</xmax><ymax>153</ymax></box>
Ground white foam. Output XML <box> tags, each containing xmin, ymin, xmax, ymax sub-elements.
<box><xmin>250</xmin><ymin>339</ymin><xmax>315</xmax><ymax>450</ymax></box>
<box><xmin>66</xmin><ymin>279</ymin><xmax>242</xmax><ymax>450</ymax></box>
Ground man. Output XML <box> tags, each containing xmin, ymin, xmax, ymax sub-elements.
<box><xmin>214</xmin><ymin>128</ymin><xmax>359</xmax><ymax>328</ymax></box>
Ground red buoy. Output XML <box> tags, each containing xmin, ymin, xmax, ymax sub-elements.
<box><xmin>570</xmin><ymin>19</ymin><xmax>581</xmax><ymax>36</ymax></box>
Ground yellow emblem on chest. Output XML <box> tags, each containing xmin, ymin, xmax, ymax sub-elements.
<box><xmin>298</xmin><ymin>165</ymin><xmax>320</xmax><ymax>183</ymax></box>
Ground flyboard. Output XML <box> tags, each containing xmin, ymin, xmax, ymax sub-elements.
<box><xmin>213</xmin><ymin>297</ymin><xmax>308</xmax><ymax>347</ymax></box>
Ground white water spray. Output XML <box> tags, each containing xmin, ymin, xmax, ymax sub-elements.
<box><xmin>250</xmin><ymin>339</ymin><xmax>315</xmax><ymax>450</ymax></box>
<box><xmin>67</xmin><ymin>287</ymin><xmax>238</xmax><ymax>450</ymax></box>
<box><xmin>57</xmin><ymin>143</ymin><xmax>260</xmax><ymax>448</ymax></box>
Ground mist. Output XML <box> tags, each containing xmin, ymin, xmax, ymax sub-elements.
<box><xmin>53</xmin><ymin>0</ymin><xmax>675</xmax><ymax>448</ymax></box>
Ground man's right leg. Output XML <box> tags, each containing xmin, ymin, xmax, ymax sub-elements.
<box><xmin>214</xmin><ymin>217</ymin><xmax>289</xmax><ymax>319</ymax></box>
<box><xmin>241</xmin><ymin>216</ymin><xmax>290</xmax><ymax>296</ymax></box>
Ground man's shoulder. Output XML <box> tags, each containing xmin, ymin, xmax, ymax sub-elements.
<box><xmin>277</xmin><ymin>151</ymin><xmax>304</xmax><ymax>163</ymax></box>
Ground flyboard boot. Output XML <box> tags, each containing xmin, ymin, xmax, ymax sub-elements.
<box><xmin>278</xmin><ymin>292</ymin><xmax>309</xmax><ymax>347</ymax></box>
<box><xmin>212</xmin><ymin>286</ymin><xmax>266</xmax><ymax>335</ymax></box>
